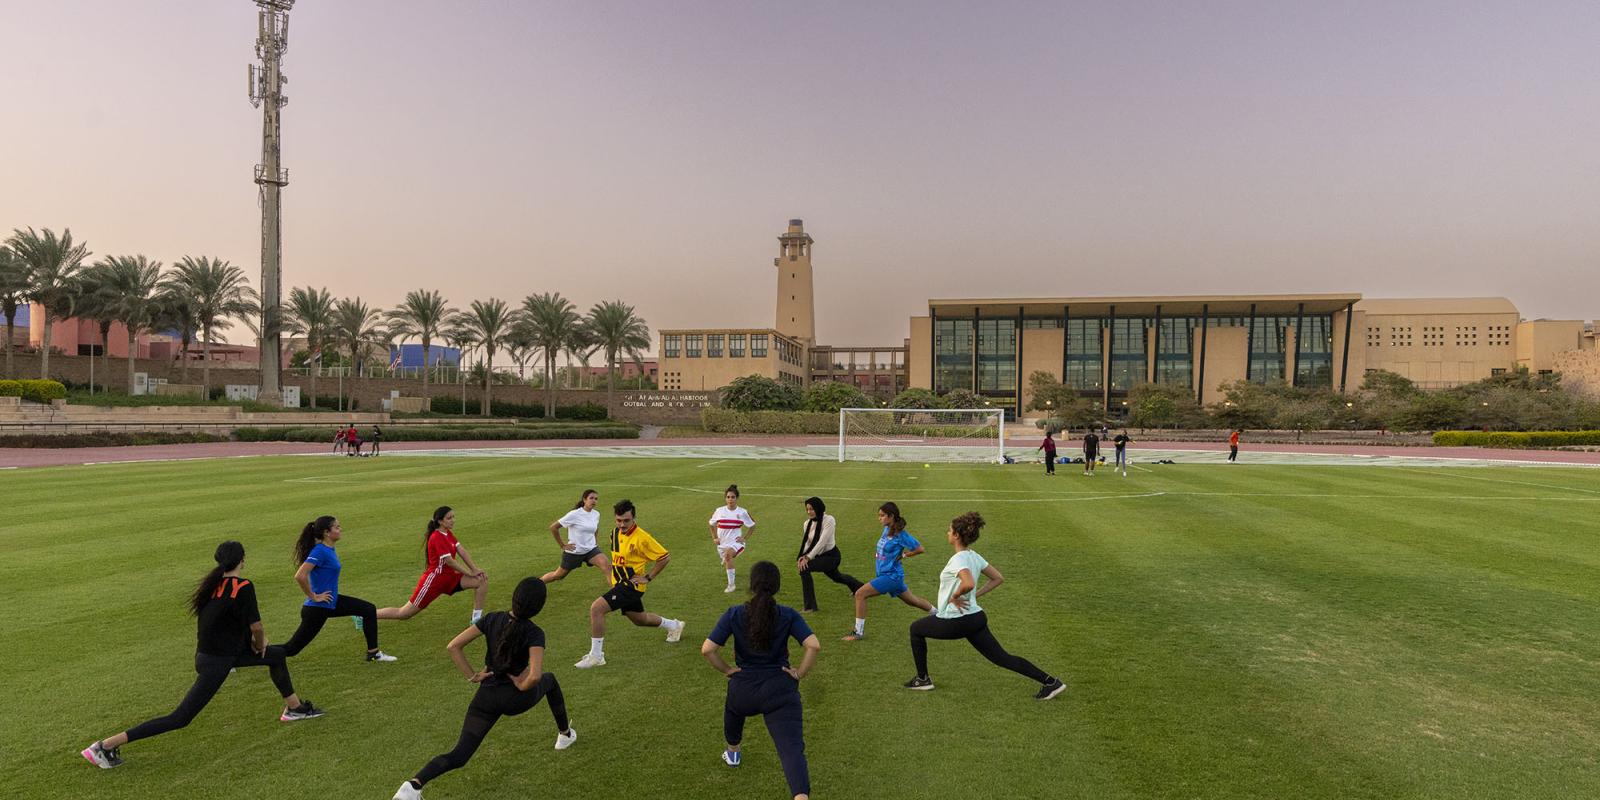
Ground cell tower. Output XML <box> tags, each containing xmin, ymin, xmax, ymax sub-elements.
<box><xmin>248</xmin><ymin>0</ymin><xmax>294</xmax><ymax>404</ymax></box>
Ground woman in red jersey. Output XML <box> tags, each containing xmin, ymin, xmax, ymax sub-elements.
<box><xmin>378</xmin><ymin>506</ymin><xmax>490</xmax><ymax>624</ymax></box>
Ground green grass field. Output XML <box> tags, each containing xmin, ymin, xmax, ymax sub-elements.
<box><xmin>3</xmin><ymin>454</ymin><xmax>1599</xmax><ymax>799</ymax></box>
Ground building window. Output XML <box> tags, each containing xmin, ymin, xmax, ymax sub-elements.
<box><xmin>1108</xmin><ymin>318</ymin><xmax>1149</xmax><ymax>392</ymax></box>
<box><xmin>1491</xmin><ymin>368</ymin><xmax>1506</xmax><ymax>376</ymax></box>
<box><xmin>935</xmin><ymin>318</ymin><xmax>975</xmax><ymax>394</ymax></box>
<box><xmin>1295</xmin><ymin>314</ymin><xmax>1334</xmax><ymax>389</ymax></box>
<box><xmin>707</xmin><ymin>334</ymin><xmax>723</xmax><ymax>358</ymax></box>
<box><xmin>663</xmin><ymin>335</ymin><xmax>682</xmax><ymax>358</ymax></box>
<box><xmin>686</xmin><ymin>335</ymin><xmax>702</xmax><ymax>358</ymax></box>
<box><xmin>976</xmin><ymin>318</ymin><xmax>1017</xmax><ymax>396</ymax></box>
<box><xmin>1155</xmin><ymin>317</ymin><xmax>1195</xmax><ymax>389</ymax></box>
<box><xmin>1064</xmin><ymin>318</ymin><xmax>1103</xmax><ymax>392</ymax></box>
<box><xmin>752</xmin><ymin>334</ymin><xmax>768</xmax><ymax>358</ymax></box>
<box><xmin>729</xmin><ymin>334</ymin><xmax>745</xmax><ymax>357</ymax></box>
<box><xmin>1022</xmin><ymin>318</ymin><xmax>1063</xmax><ymax>329</ymax></box>
<box><xmin>1248</xmin><ymin>316</ymin><xmax>1290</xmax><ymax>383</ymax></box>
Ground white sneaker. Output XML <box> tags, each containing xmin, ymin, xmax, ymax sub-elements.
<box><xmin>665</xmin><ymin>620</ymin><xmax>685</xmax><ymax>643</ymax></box>
<box><xmin>574</xmin><ymin>653</ymin><xmax>606</xmax><ymax>669</ymax></box>
<box><xmin>393</xmin><ymin>780</ymin><xmax>422</xmax><ymax>800</ymax></box>
<box><xmin>367</xmin><ymin>650</ymin><xmax>398</xmax><ymax>662</ymax></box>
<box><xmin>554</xmin><ymin>727</ymin><xmax>577</xmax><ymax>750</ymax></box>
<box><xmin>723</xmin><ymin>585</ymin><xmax>736</xmax><ymax>593</ymax></box>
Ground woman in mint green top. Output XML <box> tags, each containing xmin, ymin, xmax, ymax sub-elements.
<box><xmin>903</xmin><ymin>512</ymin><xmax>1065</xmax><ymax>700</ymax></box>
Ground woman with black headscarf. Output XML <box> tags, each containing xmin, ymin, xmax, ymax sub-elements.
<box><xmin>795</xmin><ymin>497</ymin><xmax>863</xmax><ymax>613</ymax></box>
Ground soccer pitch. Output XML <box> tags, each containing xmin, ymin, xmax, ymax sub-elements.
<box><xmin>4</xmin><ymin>453</ymin><xmax>1599</xmax><ymax>799</ymax></box>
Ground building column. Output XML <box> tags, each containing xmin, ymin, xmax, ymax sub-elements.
<box><xmin>1338</xmin><ymin>301</ymin><xmax>1354</xmax><ymax>394</ymax></box>
<box><xmin>1245</xmin><ymin>303</ymin><xmax>1257</xmax><ymax>383</ymax></box>
<box><xmin>1196</xmin><ymin>303</ymin><xmax>1210</xmax><ymax>405</ymax></box>
<box><xmin>1103</xmin><ymin>305</ymin><xmax>1115</xmax><ymax>411</ymax></box>
<box><xmin>971</xmin><ymin>307</ymin><xmax>980</xmax><ymax>394</ymax></box>
<box><xmin>1148</xmin><ymin>304</ymin><xmax>1161</xmax><ymax>384</ymax></box>
<box><xmin>1290</xmin><ymin>302</ymin><xmax>1305</xmax><ymax>387</ymax></box>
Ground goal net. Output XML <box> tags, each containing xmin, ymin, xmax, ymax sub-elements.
<box><xmin>838</xmin><ymin>407</ymin><xmax>1006</xmax><ymax>463</ymax></box>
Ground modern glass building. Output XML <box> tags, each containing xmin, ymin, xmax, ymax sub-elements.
<box><xmin>910</xmin><ymin>294</ymin><xmax>1362</xmax><ymax>416</ymax></box>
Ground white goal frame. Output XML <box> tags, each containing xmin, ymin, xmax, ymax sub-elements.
<box><xmin>837</xmin><ymin>407</ymin><xmax>1006</xmax><ymax>463</ymax></box>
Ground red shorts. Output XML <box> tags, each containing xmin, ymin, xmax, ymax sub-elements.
<box><xmin>410</xmin><ymin>568</ymin><xmax>463</xmax><ymax>609</ymax></box>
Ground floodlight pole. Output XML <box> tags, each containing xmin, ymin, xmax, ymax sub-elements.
<box><xmin>249</xmin><ymin>0</ymin><xmax>294</xmax><ymax>405</ymax></box>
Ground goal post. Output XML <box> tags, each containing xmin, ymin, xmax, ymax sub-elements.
<box><xmin>837</xmin><ymin>407</ymin><xmax>1006</xmax><ymax>463</ymax></box>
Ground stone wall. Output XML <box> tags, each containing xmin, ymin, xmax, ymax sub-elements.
<box><xmin>1552</xmin><ymin>349</ymin><xmax>1600</xmax><ymax>398</ymax></box>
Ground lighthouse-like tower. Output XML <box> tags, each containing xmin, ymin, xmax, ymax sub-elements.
<box><xmin>774</xmin><ymin>219</ymin><xmax>816</xmax><ymax>345</ymax></box>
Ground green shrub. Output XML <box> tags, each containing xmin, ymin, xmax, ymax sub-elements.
<box><xmin>0</xmin><ymin>432</ymin><xmax>227</xmax><ymax>448</ymax></box>
<box><xmin>233</xmin><ymin>424</ymin><xmax>636</xmax><ymax>443</ymax></box>
<box><xmin>889</xmin><ymin>388</ymin><xmax>942</xmax><ymax>409</ymax></box>
<box><xmin>802</xmin><ymin>381</ymin><xmax>871</xmax><ymax>413</ymax></box>
<box><xmin>720</xmin><ymin>375</ymin><xmax>803</xmax><ymax>411</ymax></box>
<box><xmin>1432</xmin><ymin>430</ymin><xmax>1600</xmax><ymax>448</ymax></box>
<box><xmin>18</xmin><ymin>380</ymin><xmax>67</xmax><ymax>402</ymax></box>
<box><xmin>0</xmin><ymin>380</ymin><xmax>21</xmax><ymax>397</ymax></box>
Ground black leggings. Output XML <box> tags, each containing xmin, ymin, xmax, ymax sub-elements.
<box><xmin>282</xmin><ymin>595</ymin><xmax>378</xmax><ymax>656</ymax></box>
<box><xmin>909</xmin><ymin>611</ymin><xmax>1050</xmax><ymax>684</ymax></box>
<box><xmin>725</xmin><ymin>671</ymin><xmax>809</xmax><ymax>798</ymax></box>
<box><xmin>124</xmin><ymin>649</ymin><xmax>295</xmax><ymax>743</ymax></box>
<box><xmin>798</xmin><ymin>548</ymin><xmax>862</xmax><ymax>611</ymax></box>
<box><xmin>413</xmin><ymin>674</ymin><xmax>569</xmax><ymax>786</ymax></box>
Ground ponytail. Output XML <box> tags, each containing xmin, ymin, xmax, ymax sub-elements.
<box><xmin>573</xmin><ymin>489</ymin><xmax>597</xmax><ymax>510</ymax></box>
<box><xmin>294</xmin><ymin>516</ymin><xmax>336</xmax><ymax>564</ymax></box>
<box><xmin>492</xmin><ymin>577</ymin><xmax>548</xmax><ymax>675</ymax></box>
<box><xmin>189</xmin><ymin>540</ymin><xmax>245</xmax><ymax>615</ymax></box>
<box><xmin>744</xmin><ymin>560</ymin><xmax>781</xmax><ymax>651</ymax></box>
<box><xmin>879</xmin><ymin>501</ymin><xmax>907</xmax><ymax>535</ymax></box>
<box><xmin>425</xmin><ymin>506</ymin><xmax>452</xmax><ymax>563</ymax></box>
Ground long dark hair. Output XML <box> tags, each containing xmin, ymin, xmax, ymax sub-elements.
<box><xmin>879</xmin><ymin>501</ymin><xmax>907</xmax><ymax>535</ymax></box>
<box><xmin>573</xmin><ymin>489</ymin><xmax>597</xmax><ymax>510</ymax></box>
<box><xmin>190</xmin><ymin>540</ymin><xmax>245</xmax><ymax>615</ymax></box>
<box><xmin>294</xmin><ymin>516</ymin><xmax>336</xmax><ymax>564</ymax></box>
<box><xmin>425</xmin><ymin>506</ymin><xmax>452</xmax><ymax>563</ymax></box>
<box><xmin>744</xmin><ymin>561</ymin><xmax>781</xmax><ymax>651</ymax></box>
<box><xmin>800</xmin><ymin>497</ymin><xmax>826</xmax><ymax>558</ymax></box>
<box><xmin>490</xmin><ymin>577</ymin><xmax>548</xmax><ymax>675</ymax></box>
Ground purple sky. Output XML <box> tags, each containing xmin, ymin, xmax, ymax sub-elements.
<box><xmin>4</xmin><ymin>1</ymin><xmax>1597</xmax><ymax>352</ymax></box>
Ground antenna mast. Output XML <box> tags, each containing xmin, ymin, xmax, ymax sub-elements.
<box><xmin>248</xmin><ymin>0</ymin><xmax>294</xmax><ymax>405</ymax></box>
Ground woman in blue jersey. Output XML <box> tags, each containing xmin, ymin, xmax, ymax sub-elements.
<box><xmin>842</xmin><ymin>502</ymin><xmax>932</xmax><ymax>641</ymax></box>
<box><xmin>902</xmin><ymin>511</ymin><xmax>1065</xmax><ymax>699</ymax></box>
<box><xmin>282</xmin><ymin>516</ymin><xmax>396</xmax><ymax>662</ymax></box>
<box><xmin>702</xmin><ymin>560</ymin><xmax>820</xmax><ymax>800</ymax></box>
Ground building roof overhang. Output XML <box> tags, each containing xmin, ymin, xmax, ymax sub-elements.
<box><xmin>927</xmin><ymin>293</ymin><xmax>1362</xmax><ymax>318</ymax></box>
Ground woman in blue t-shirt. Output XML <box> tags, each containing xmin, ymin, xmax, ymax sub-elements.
<box><xmin>842</xmin><ymin>502</ymin><xmax>933</xmax><ymax>641</ymax></box>
<box><xmin>902</xmin><ymin>512</ymin><xmax>1065</xmax><ymax>700</ymax></box>
<box><xmin>702</xmin><ymin>560</ymin><xmax>821</xmax><ymax>800</ymax></box>
<box><xmin>282</xmin><ymin>516</ymin><xmax>396</xmax><ymax>662</ymax></box>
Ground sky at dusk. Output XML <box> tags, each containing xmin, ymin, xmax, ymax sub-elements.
<box><xmin>4</xmin><ymin>0</ymin><xmax>1597</xmax><ymax>353</ymax></box>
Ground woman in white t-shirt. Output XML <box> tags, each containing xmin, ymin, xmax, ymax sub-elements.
<box><xmin>901</xmin><ymin>511</ymin><xmax>1065</xmax><ymax>700</ymax></box>
<box><xmin>540</xmin><ymin>489</ymin><xmax>612</xmax><ymax>586</ymax></box>
<box><xmin>709</xmin><ymin>485</ymin><xmax>757</xmax><ymax>594</ymax></box>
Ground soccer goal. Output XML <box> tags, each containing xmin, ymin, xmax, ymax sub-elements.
<box><xmin>837</xmin><ymin>407</ymin><xmax>1006</xmax><ymax>463</ymax></box>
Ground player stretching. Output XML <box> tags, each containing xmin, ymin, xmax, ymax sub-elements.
<box><xmin>573</xmin><ymin>499</ymin><xmax>686</xmax><ymax>668</ymax></box>
<box><xmin>1112</xmin><ymin>430</ymin><xmax>1133</xmax><ymax>476</ymax></box>
<box><xmin>81</xmin><ymin>541</ymin><xmax>324</xmax><ymax>769</ymax></box>
<box><xmin>842</xmin><ymin>502</ymin><xmax>933</xmax><ymax>641</ymax></box>
<box><xmin>392</xmin><ymin>578</ymin><xmax>576</xmax><ymax>800</ymax></box>
<box><xmin>540</xmin><ymin>489</ymin><xmax>613</xmax><ymax>587</ymax></box>
<box><xmin>903</xmin><ymin>512</ymin><xmax>1065</xmax><ymax>700</ymax></box>
<box><xmin>377</xmin><ymin>506</ymin><xmax>489</xmax><ymax>625</ymax></box>
<box><xmin>710</xmin><ymin>484</ymin><xmax>757</xmax><ymax>593</ymax></box>
<box><xmin>282</xmin><ymin>516</ymin><xmax>396</xmax><ymax>662</ymax></box>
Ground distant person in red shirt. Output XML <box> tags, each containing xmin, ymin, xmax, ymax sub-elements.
<box><xmin>377</xmin><ymin>506</ymin><xmax>489</xmax><ymax>624</ymax></box>
<box><xmin>333</xmin><ymin>427</ymin><xmax>345</xmax><ymax>454</ymax></box>
<box><xmin>1036</xmin><ymin>431</ymin><xmax>1057</xmax><ymax>475</ymax></box>
<box><xmin>1228</xmin><ymin>430</ymin><xmax>1241</xmax><ymax>463</ymax></box>
<box><xmin>345</xmin><ymin>425</ymin><xmax>361</xmax><ymax>457</ymax></box>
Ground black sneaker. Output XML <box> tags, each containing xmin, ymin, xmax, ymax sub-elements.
<box><xmin>280</xmin><ymin>701</ymin><xmax>327</xmax><ymax>721</ymax></box>
<box><xmin>1036</xmin><ymin>677</ymin><xmax>1066</xmax><ymax>700</ymax></box>
<box><xmin>904</xmin><ymin>676</ymin><xmax>935</xmax><ymax>691</ymax></box>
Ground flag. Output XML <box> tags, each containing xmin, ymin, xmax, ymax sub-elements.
<box><xmin>310</xmin><ymin>347</ymin><xmax>322</xmax><ymax>363</ymax></box>
<box><xmin>390</xmin><ymin>350</ymin><xmax>403</xmax><ymax>370</ymax></box>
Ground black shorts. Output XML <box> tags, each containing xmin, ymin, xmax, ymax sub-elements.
<box><xmin>601</xmin><ymin>585</ymin><xmax>645</xmax><ymax>614</ymax></box>
<box><xmin>560</xmin><ymin>548</ymin><xmax>603</xmax><ymax>572</ymax></box>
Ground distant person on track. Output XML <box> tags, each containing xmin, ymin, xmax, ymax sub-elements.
<box><xmin>1082</xmin><ymin>429</ymin><xmax>1100</xmax><ymax>475</ymax></box>
<box><xmin>902</xmin><ymin>512</ymin><xmax>1065</xmax><ymax>700</ymax></box>
<box><xmin>376</xmin><ymin>506</ymin><xmax>489</xmax><ymax>624</ymax></box>
<box><xmin>80</xmin><ymin>541</ymin><xmax>324</xmax><ymax>770</ymax></box>
<box><xmin>1113</xmin><ymin>430</ymin><xmax>1132</xmax><ymax>476</ymax></box>
<box><xmin>795</xmin><ymin>496</ymin><xmax>862</xmax><ymax>613</ymax></box>
<box><xmin>371</xmin><ymin>425</ymin><xmax>383</xmax><ymax>456</ymax></box>
<box><xmin>391</xmin><ymin>577</ymin><xmax>575</xmax><ymax>800</ymax></box>
<box><xmin>573</xmin><ymin>499</ymin><xmax>686</xmax><ymax>669</ymax></box>
<box><xmin>842</xmin><ymin>502</ymin><xmax>932</xmax><ymax>641</ymax></box>
<box><xmin>1228</xmin><ymin>429</ymin><xmax>1241</xmax><ymax>462</ymax></box>
<box><xmin>334</xmin><ymin>427</ymin><xmax>346</xmax><ymax>454</ymax></box>
<box><xmin>540</xmin><ymin>489</ymin><xmax>613</xmax><ymax>586</ymax></box>
<box><xmin>281</xmin><ymin>516</ymin><xmax>396</xmax><ymax>662</ymax></box>
<box><xmin>1037</xmin><ymin>430</ymin><xmax>1057</xmax><ymax>475</ymax></box>
<box><xmin>711</xmin><ymin>485</ymin><xmax>757</xmax><ymax>594</ymax></box>
<box><xmin>702</xmin><ymin>560</ymin><xmax>820</xmax><ymax>800</ymax></box>
<box><xmin>346</xmin><ymin>424</ymin><xmax>362</xmax><ymax>457</ymax></box>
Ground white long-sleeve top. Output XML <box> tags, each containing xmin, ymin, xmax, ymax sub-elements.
<box><xmin>798</xmin><ymin>514</ymin><xmax>838</xmax><ymax>560</ymax></box>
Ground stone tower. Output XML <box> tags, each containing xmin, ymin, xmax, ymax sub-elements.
<box><xmin>774</xmin><ymin>219</ymin><xmax>816</xmax><ymax>344</ymax></box>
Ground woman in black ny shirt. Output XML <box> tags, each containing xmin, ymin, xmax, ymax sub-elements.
<box><xmin>393</xmin><ymin>577</ymin><xmax>576</xmax><ymax>800</ymax></box>
<box><xmin>702</xmin><ymin>560</ymin><xmax>822</xmax><ymax>800</ymax></box>
<box><xmin>80</xmin><ymin>541</ymin><xmax>324</xmax><ymax>770</ymax></box>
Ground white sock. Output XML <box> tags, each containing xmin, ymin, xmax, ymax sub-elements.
<box><xmin>470</xmin><ymin>609</ymin><xmax>483</xmax><ymax>623</ymax></box>
<box><xmin>660</xmin><ymin>618</ymin><xmax>682</xmax><ymax>631</ymax></box>
<box><xmin>589</xmin><ymin>638</ymin><xmax>604</xmax><ymax>658</ymax></box>
<box><xmin>854</xmin><ymin>618</ymin><xmax>865</xmax><ymax>636</ymax></box>
<box><xmin>726</xmin><ymin>569</ymin><xmax>736</xmax><ymax>586</ymax></box>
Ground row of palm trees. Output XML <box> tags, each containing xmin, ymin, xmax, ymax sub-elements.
<box><xmin>1</xmin><ymin>227</ymin><xmax>653</xmax><ymax>415</ymax></box>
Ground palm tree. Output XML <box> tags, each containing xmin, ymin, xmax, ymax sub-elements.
<box><xmin>285</xmin><ymin>286</ymin><xmax>336</xmax><ymax>409</ymax></box>
<box><xmin>586</xmin><ymin>300</ymin><xmax>652</xmax><ymax>414</ymax></box>
<box><xmin>334</xmin><ymin>297</ymin><xmax>384</xmax><ymax>411</ymax></box>
<box><xmin>452</xmin><ymin>298</ymin><xmax>514</xmax><ymax>417</ymax></box>
<box><xmin>519</xmin><ymin>292</ymin><xmax>581</xmax><ymax>417</ymax></box>
<box><xmin>155</xmin><ymin>289</ymin><xmax>200</xmax><ymax>385</ymax></box>
<box><xmin>385</xmin><ymin>289</ymin><xmax>453</xmax><ymax>396</ymax></box>
<box><xmin>93</xmin><ymin>255</ymin><xmax>165</xmax><ymax>394</ymax></box>
<box><xmin>74</xmin><ymin>269</ymin><xmax>116</xmax><ymax>394</ymax></box>
<box><xmin>0</xmin><ymin>245</ymin><xmax>30</xmax><ymax>379</ymax></box>
<box><xmin>165</xmin><ymin>256</ymin><xmax>253</xmax><ymax>395</ymax></box>
<box><xmin>7</xmin><ymin>227</ymin><xmax>91</xmax><ymax>379</ymax></box>
<box><xmin>442</xmin><ymin>322</ymin><xmax>476</xmax><ymax>414</ymax></box>
<box><xmin>563</xmin><ymin>321</ymin><xmax>598</xmax><ymax>389</ymax></box>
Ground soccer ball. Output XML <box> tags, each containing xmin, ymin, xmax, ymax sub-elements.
<box><xmin>923</xmin><ymin>463</ymin><xmax>930</xmax><ymax>469</ymax></box>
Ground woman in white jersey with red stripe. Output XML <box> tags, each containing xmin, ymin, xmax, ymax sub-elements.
<box><xmin>710</xmin><ymin>485</ymin><xmax>757</xmax><ymax>593</ymax></box>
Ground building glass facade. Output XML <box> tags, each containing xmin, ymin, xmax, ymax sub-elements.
<box><xmin>1155</xmin><ymin>317</ymin><xmax>1195</xmax><ymax>389</ymax></box>
<box><xmin>1064</xmin><ymin>318</ymin><xmax>1103</xmax><ymax>393</ymax></box>
<box><xmin>1295</xmin><ymin>313</ymin><xmax>1334</xmax><ymax>388</ymax></box>
<box><xmin>1108</xmin><ymin>317</ymin><xmax>1148</xmax><ymax>392</ymax></box>
<box><xmin>1248</xmin><ymin>316</ymin><xmax>1290</xmax><ymax>383</ymax></box>
<box><xmin>934</xmin><ymin>318</ymin><xmax>974</xmax><ymax>394</ymax></box>
<box><xmin>976</xmin><ymin>318</ymin><xmax>1017</xmax><ymax>396</ymax></box>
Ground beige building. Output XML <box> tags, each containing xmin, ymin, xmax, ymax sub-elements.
<box><xmin>658</xmin><ymin>327</ymin><xmax>806</xmax><ymax>391</ymax></box>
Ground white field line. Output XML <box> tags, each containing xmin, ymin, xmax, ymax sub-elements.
<box><xmin>1400</xmin><ymin>467</ymin><xmax>1600</xmax><ymax>496</ymax></box>
<box><xmin>696</xmin><ymin>459</ymin><xmax>728</xmax><ymax>469</ymax></box>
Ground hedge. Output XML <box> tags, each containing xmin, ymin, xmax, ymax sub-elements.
<box><xmin>1432</xmin><ymin>430</ymin><xmax>1600</xmax><ymax>448</ymax></box>
<box><xmin>427</xmin><ymin>396</ymin><xmax>609</xmax><ymax>420</ymax></box>
<box><xmin>0</xmin><ymin>379</ymin><xmax>68</xmax><ymax>403</ymax></box>
<box><xmin>701</xmin><ymin>408</ymin><xmax>1004</xmax><ymax>438</ymax></box>
<box><xmin>233</xmin><ymin>424</ymin><xmax>637</xmax><ymax>443</ymax></box>
<box><xmin>0</xmin><ymin>432</ymin><xmax>227</xmax><ymax>448</ymax></box>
